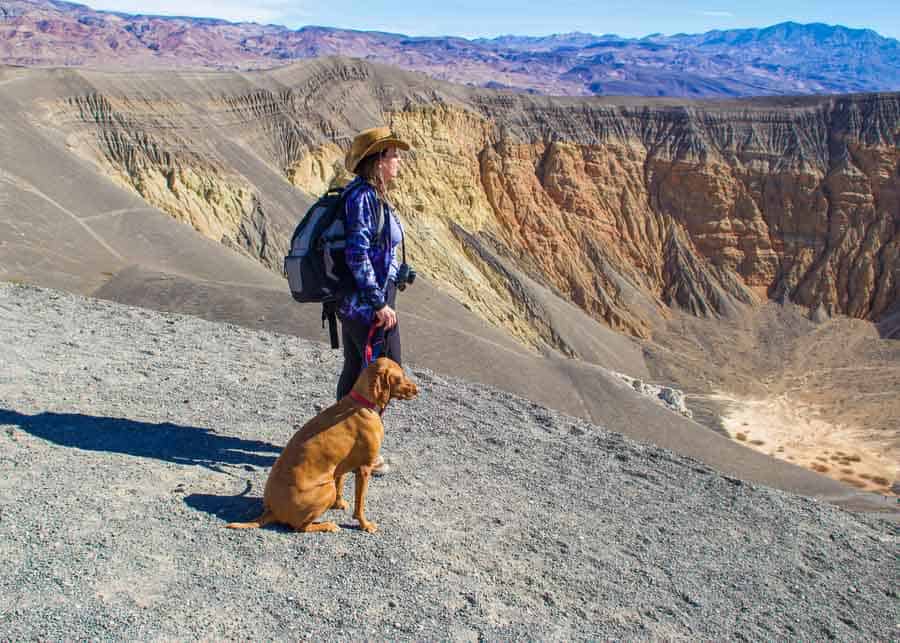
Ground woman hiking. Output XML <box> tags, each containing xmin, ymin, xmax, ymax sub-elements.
<box><xmin>336</xmin><ymin>126</ymin><xmax>413</xmax><ymax>475</ymax></box>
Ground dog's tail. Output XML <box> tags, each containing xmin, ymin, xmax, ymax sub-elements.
<box><xmin>226</xmin><ymin>509</ymin><xmax>275</xmax><ymax>530</ymax></box>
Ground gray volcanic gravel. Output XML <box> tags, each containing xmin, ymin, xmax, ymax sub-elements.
<box><xmin>0</xmin><ymin>283</ymin><xmax>897</xmax><ymax>640</ymax></box>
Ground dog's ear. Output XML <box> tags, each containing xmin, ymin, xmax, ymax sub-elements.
<box><xmin>368</xmin><ymin>364</ymin><xmax>392</xmax><ymax>408</ymax></box>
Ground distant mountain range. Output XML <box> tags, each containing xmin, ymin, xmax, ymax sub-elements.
<box><xmin>1</xmin><ymin>0</ymin><xmax>899</xmax><ymax>96</ymax></box>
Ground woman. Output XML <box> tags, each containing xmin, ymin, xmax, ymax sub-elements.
<box><xmin>336</xmin><ymin>127</ymin><xmax>411</xmax><ymax>473</ymax></box>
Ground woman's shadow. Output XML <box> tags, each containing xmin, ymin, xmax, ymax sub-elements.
<box><xmin>1</xmin><ymin>407</ymin><xmax>280</xmax><ymax>522</ymax></box>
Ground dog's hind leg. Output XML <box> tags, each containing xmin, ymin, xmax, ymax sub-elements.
<box><xmin>294</xmin><ymin>520</ymin><xmax>340</xmax><ymax>533</ymax></box>
<box><xmin>225</xmin><ymin>509</ymin><xmax>275</xmax><ymax>529</ymax></box>
<box><xmin>290</xmin><ymin>484</ymin><xmax>340</xmax><ymax>533</ymax></box>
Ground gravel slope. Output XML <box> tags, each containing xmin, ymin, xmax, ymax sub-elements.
<box><xmin>0</xmin><ymin>283</ymin><xmax>896</xmax><ymax>640</ymax></box>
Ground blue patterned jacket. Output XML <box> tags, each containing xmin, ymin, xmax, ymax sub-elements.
<box><xmin>338</xmin><ymin>176</ymin><xmax>402</xmax><ymax>323</ymax></box>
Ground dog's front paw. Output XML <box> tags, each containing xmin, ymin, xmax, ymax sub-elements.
<box><xmin>331</xmin><ymin>498</ymin><xmax>350</xmax><ymax>511</ymax></box>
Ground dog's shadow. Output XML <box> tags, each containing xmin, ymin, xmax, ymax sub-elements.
<box><xmin>0</xmin><ymin>408</ymin><xmax>280</xmax><ymax>473</ymax></box>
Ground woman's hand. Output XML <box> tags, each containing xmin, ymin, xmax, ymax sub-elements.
<box><xmin>374</xmin><ymin>305</ymin><xmax>397</xmax><ymax>329</ymax></box>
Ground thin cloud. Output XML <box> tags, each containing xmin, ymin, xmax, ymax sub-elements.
<box><xmin>696</xmin><ymin>10</ymin><xmax>735</xmax><ymax>17</ymax></box>
<box><xmin>84</xmin><ymin>1</ymin><xmax>309</xmax><ymax>25</ymax></box>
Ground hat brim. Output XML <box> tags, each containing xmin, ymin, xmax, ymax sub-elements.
<box><xmin>348</xmin><ymin>137</ymin><xmax>411</xmax><ymax>173</ymax></box>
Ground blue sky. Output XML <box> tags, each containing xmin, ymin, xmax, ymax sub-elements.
<box><xmin>82</xmin><ymin>1</ymin><xmax>900</xmax><ymax>40</ymax></box>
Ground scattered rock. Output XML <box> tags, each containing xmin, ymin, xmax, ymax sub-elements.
<box><xmin>616</xmin><ymin>372</ymin><xmax>693</xmax><ymax>417</ymax></box>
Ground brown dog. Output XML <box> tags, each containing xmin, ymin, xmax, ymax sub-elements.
<box><xmin>226</xmin><ymin>357</ymin><xmax>417</xmax><ymax>534</ymax></box>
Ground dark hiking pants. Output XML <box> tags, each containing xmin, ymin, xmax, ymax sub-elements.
<box><xmin>336</xmin><ymin>284</ymin><xmax>401</xmax><ymax>401</ymax></box>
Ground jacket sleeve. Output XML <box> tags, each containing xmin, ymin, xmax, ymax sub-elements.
<box><xmin>344</xmin><ymin>187</ymin><xmax>386</xmax><ymax>310</ymax></box>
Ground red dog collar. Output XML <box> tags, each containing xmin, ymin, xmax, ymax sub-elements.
<box><xmin>350</xmin><ymin>390</ymin><xmax>386</xmax><ymax>416</ymax></box>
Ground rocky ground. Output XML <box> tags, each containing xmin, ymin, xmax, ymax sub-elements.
<box><xmin>0</xmin><ymin>283</ymin><xmax>897</xmax><ymax>640</ymax></box>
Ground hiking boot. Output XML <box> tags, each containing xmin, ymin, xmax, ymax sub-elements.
<box><xmin>372</xmin><ymin>454</ymin><xmax>391</xmax><ymax>476</ymax></box>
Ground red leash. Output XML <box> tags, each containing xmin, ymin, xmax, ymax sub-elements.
<box><xmin>358</xmin><ymin>318</ymin><xmax>387</xmax><ymax>415</ymax></box>
<box><xmin>363</xmin><ymin>323</ymin><xmax>375</xmax><ymax>366</ymax></box>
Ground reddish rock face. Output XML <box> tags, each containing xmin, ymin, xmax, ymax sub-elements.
<box><xmin>413</xmin><ymin>95</ymin><xmax>899</xmax><ymax>338</ymax></box>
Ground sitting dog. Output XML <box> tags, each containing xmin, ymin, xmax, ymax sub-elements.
<box><xmin>226</xmin><ymin>358</ymin><xmax>417</xmax><ymax>534</ymax></box>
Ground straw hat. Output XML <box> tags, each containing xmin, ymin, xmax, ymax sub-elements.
<box><xmin>345</xmin><ymin>126</ymin><xmax>411</xmax><ymax>174</ymax></box>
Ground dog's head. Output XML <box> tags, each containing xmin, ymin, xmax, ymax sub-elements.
<box><xmin>358</xmin><ymin>357</ymin><xmax>418</xmax><ymax>408</ymax></box>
